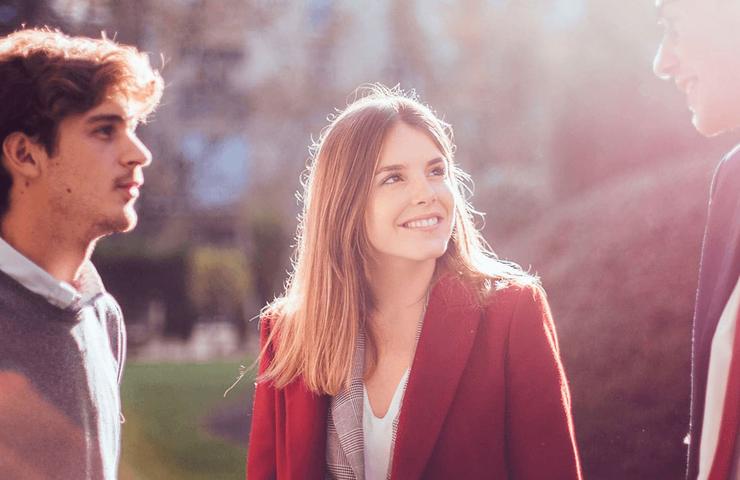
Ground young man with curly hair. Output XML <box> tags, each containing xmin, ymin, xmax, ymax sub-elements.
<box><xmin>0</xmin><ymin>28</ymin><xmax>163</xmax><ymax>479</ymax></box>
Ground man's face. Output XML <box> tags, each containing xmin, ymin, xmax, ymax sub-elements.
<box><xmin>653</xmin><ymin>0</ymin><xmax>740</xmax><ymax>136</ymax></box>
<box><xmin>38</xmin><ymin>97</ymin><xmax>152</xmax><ymax>237</ymax></box>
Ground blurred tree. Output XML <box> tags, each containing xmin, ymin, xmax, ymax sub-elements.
<box><xmin>188</xmin><ymin>246</ymin><xmax>251</xmax><ymax>343</ymax></box>
<box><xmin>93</xmin><ymin>248</ymin><xmax>198</xmax><ymax>343</ymax></box>
<box><xmin>239</xmin><ymin>207</ymin><xmax>290</xmax><ymax>308</ymax></box>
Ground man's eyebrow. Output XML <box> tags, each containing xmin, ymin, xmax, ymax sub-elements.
<box><xmin>375</xmin><ymin>157</ymin><xmax>446</xmax><ymax>175</ymax></box>
<box><xmin>84</xmin><ymin>114</ymin><xmax>130</xmax><ymax>125</ymax></box>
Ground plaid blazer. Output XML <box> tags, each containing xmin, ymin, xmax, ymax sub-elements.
<box><xmin>247</xmin><ymin>275</ymin><xmax>582</xmax><ymax>480</ymax></box>
<box><xmin>326</xmin><ymin>316</ymin><xmax>422</xmax><ymax>480</ymax></box>
<box><xmin>325</xmin><ymin>331</ymin><xmax>367</xmax><ymax>479</ymax></box>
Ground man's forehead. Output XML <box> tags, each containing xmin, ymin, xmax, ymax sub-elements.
<box><xmin>656</xmin><ymin>0</ymin><xmax>685</xmax><ymax>15</ymax></box>
<box><xmin>84</xmin><ymin>98</ymin><xmax>139</xmax><ymax>124</ymax></box>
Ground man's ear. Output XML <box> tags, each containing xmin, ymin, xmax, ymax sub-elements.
<box><xmin>1</xmin><ymin>132</ymin><xmax>45</xmax><ymax>180</ymax></box>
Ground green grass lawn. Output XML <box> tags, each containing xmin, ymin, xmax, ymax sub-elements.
<box><xmin>119</xmin><ymin>361</ymin><xmax>255</xmax><ymax>480</ymax></box>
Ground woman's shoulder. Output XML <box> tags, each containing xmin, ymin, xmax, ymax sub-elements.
<box><xmin>257</xmin><ymin>298</ymin><xmax>292</xmax><ymax>337</ymax></box>
<box><xmin>256</xmin><ymin>308</ymin><xmax>285</xmax><ymax>355</ymax></box>
<box><xmin>466</xmin><ymin>277</ymin><xmax>551</xmax><ymax>347</ymax></box>
<box><xmin>489</xmin><ymin>277</ymin><xmax>544</xmax><ymax>302</ymax></box>
<box><xmin>433</xmin><ymin>271</ymin><xmax>544</xmax><ymax>314</ymax></box>
<box><xmin>432</xmin><ymin>274</ymin><xmax>552</xmax><ymax>351</ymax></box>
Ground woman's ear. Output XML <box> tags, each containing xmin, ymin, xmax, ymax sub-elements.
<box><xmin>1</xmin><ymin>132</ymin><xmax>45</xmax><ymax>180</ymax></box>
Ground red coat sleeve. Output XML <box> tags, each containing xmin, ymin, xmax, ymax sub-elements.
<box><xmin>505</xmin><ymin>284</ymin><xmax>582</xmax><ymax>480</ymax></box>
<box><xmin>246</xmin><ymin>318</ymin><xmax>277</xmax><ymax>480</ymax></box>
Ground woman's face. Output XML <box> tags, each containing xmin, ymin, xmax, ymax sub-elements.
<box><xmin>364</xmin><ymin>121</ymin><xmax>455</xmax><ymax>266</ymax></box>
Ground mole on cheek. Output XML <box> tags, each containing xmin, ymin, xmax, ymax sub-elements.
<box><xmin>24</xmin><ymin>181</ymin><xmax>30</xmax><ymax>187</ymax></box>
<box><xmin>66</xmin><ymin>188</ymin><xmax>72</xmax><ymax>194</ymax></box>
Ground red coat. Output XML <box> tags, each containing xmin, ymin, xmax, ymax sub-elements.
<box><xmin>247</xmin><ymin>275</ymin><xmax>582</xmax><ymax>479</ymax></box>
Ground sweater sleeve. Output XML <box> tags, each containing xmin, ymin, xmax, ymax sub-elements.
<box><xmin>505</xmin><ymin>284</ymin><xmax>582</xmax><ymax>480</ymax></box>
<box><xmin>246</xmin><ymin>318</ymin><xmax>278</xmax><ymax>480</ymax></box>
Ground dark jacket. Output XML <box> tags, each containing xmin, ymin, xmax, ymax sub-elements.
<box><xmin>688</xmin><ymin>145</ymin><xmax>740</xmax><ymax>479</ymax></box>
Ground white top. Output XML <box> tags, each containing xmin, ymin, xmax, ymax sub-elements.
<box><xmin>363</xmin><ymin>369</ymin><xmax>410</xmax><ymax>480</ymax></box>
<box><xmin>0</xmin><ymin>236</ymin><xmax>102</xmax><ymax>308</ymax></box>
<box><xmin>698</xmin><ymin>275</ymin><xmax>740</xmax><ymax>480</ymax></box>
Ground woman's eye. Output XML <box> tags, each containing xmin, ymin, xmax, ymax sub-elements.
<box><xmin>430</xmin><ymin>166</ymin><xmax>446</xmax><ymax>177</ymax></box>
<box><xmin>382</xmin><ymin>174</ymin><xmax>401</xmax><ymax>185</ymax></box>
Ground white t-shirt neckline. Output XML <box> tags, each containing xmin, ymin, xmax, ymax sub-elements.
<box><xmin>363</xmin><ymin>369</ymin><xmax>410</xmax><ymax>480</ymax></box>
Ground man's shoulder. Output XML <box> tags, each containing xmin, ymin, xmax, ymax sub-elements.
<box><xmin>708</xmin><ymin>143</ymin><xmax>740</xmax><ymax>200</ymax></box>
<box><xmin>0</xmin><ymin>269</ymin><xmax>58</xmax><ymax>319</ymax></box>
<box><xmin>715</xmin><ymin>143</ymin><xmax>740</xmax><ymax>179</ymax></box>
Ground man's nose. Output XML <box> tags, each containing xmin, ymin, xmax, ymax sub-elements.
<box><xmin>653</xmin><ymin>41</ymin><xmax>679</xmax><ymax>80</ymax></box>
<box><xmin>124</xmin><ymin>133</ymin><xmax>152</xmax><ymax>168</ymax></box>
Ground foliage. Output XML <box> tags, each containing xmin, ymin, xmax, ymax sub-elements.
<box><xmin>242</xmin><ymin>209</ymin><xmax>290</xmax><ymax>307</ymax></box>
<box><xmin>94</xmin><ymin>248</ymin><xmax>199</xmax><ymax>341</ymax></box>
<box><xmin>498</xmin><ymin>155</ymin><xmax>714</xmax><ymax>479</ymax></box>
<box><xmin>187</xmin><ymin>246</ymin><xmax>251</xmax><ymax>317</ymax></box>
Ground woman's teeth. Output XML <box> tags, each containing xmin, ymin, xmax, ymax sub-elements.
<box><xmin>404</xmin><ymin>217</ymin><xmax>439</xmax><ymax>229</ymax></box>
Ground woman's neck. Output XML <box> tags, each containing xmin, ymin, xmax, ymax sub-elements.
<box><xmin>367</xmin><ymin>257</ymin><xmax>435</xmax><ymax>344</ymax></box>
<box><xmin>369</xmin><ymin>257</ymin><xmax>434</xmax><ymax>312</ymax></box>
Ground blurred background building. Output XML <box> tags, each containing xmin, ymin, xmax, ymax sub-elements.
<box><xmin>2</xmin><ymin>0</ymin><xmax>737</xmax><ymax>478</ymax></box>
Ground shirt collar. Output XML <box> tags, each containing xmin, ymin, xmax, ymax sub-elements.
<box><xmin>0</xmin><ymin>236</ymin><xmax>105</xmax><ymax>309</ymax></box>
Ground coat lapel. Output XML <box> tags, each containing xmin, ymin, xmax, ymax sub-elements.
<box><xmin>390</xmin><ymin>276</ymin><xmax>482</xmax><ymax>480</ymax></box>
<box><xmin>283</xmin><ymin>379</ymin><xmax>330</xmax><ymax>479</ymax></box>
<box><xmin>328</xmin><ymin>331</ymin><xmax>366</xmax><ymax>479</ymax></box>
<box><xmin>697</xmin><ymin>191</ymin><xmax>740</xmax><ymax>369</ymax></box>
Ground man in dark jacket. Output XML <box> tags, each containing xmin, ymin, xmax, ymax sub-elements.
<box><xmin>653</xmin><ymin>1</ymin><xmax>740</xmax><ymax>478</ymax></box>
<box><xmin>0</xmin><ymin>28</ymin><xmax>163</xmax><ymax>479</ymax></box>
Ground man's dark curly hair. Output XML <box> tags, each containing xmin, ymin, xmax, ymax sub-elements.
<box><xmin>0</xmin><ymin>27</ymin><xmax>164</xmax><ymax>218</ymax></box>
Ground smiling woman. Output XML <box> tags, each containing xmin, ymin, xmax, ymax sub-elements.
<box><xmin>364</xmin><ymin>122</ymin><xmax>455</xmax><ymax>266</ymax></box>
<box><xmin>246</xmin><ymin>84</ymin><xmax>582</xmax><ymax>480</ymax></box>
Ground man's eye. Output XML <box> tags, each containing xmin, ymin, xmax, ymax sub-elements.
<box><xmin>658</xmin><ymin>19</ymin><xmax>678</xmax><ymax>41</ymax></box>
<box><xmin>94</xmin><ymin>125</ymin><xmax>115</xmax><ymax>138</ymax></box>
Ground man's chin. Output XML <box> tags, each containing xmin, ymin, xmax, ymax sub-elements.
<box><xmin>691</xmin><ymin>108</ymin><xmax>740</xmax><ymax>138</ymax></box>
<box><xmin>118</xmin><ymin>211</ymin><xmax>138</xmax><ymax>233</ymax></box>
<box><xmin>95</xmin><ymin>211</ymin><xmax>138</xmax><ymax>236</ymax></box>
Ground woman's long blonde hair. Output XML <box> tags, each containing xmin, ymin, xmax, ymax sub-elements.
<box><xmin>260</xmin><ymin>84</ymin><xmax>536</xmax><ymax>395</ymax></box>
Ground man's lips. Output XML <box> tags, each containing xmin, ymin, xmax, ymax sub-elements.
<box><xmin>676</xmin><ymin>76</ymin><xmax>697</xmax><ymax>97</ymax></box>
<box><xmin>115</xmin><ymin>179</ymin><xmax>143</xmax><ymax>198</ymax></box>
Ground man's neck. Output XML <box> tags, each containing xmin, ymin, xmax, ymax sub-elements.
<box><xmin>0</xmin><ymin>209</ymin><xmax>95</xmax><ymax>285</ymax></box>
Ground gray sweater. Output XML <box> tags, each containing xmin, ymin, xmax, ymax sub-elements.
<box><xmin>0</xmin><ymin>269</ymin><xmax>126</xmax><ymax>480</ymax></box>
